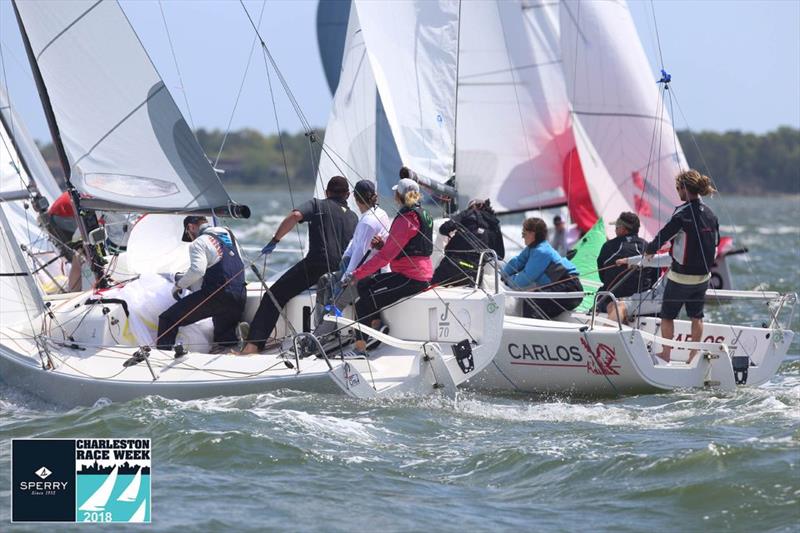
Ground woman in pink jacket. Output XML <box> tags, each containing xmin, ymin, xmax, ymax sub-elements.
<box><xmin>345</xmin><ymin>177</ymin><xmax>433</xmax><ymax>353</ymax></box>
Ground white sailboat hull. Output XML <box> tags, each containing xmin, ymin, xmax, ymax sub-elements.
<box><xmin>469</xmin><ymin>313</ymin><xmax>794</xmax><ymax>397</ymax></box>
<box><xmin>0</xmin><ymin>285</ymin><xmax>503</xmax><ymax>407</ymax></box>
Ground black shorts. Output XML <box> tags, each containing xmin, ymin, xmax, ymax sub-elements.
<box><xmin>661</xmin><ymin>278</ymin><xmax>708</xmax><ymax>320</ymax></box>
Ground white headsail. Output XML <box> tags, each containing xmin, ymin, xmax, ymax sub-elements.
<box><xmin>353</xmin><ymin>0</ymin><xmax>459</xmax><ymax>187</ymax></box>
<box><xmin>12</xmin><ymin>0</ymin><xmax>244</xmax><ymax>216</ymax></box>
<box><xmin>560</xmin><ymin>0</ymin><xmax>685</xmax><ymax>238</ymax></box>
<box><xmin>0</xmin><ymin>87</ymin><xmax>61</xmax><ymax>204</ymax></box>
<box><xmin>0</xmin><ymin>86</ymin><xmax>62</xmax><ymax>277</ymax></box>
<box><xmin>0</xmin><ymin>200</ymin><xmax>45</xmax><ymax>327</ymax></box>
<box><xmin>316</xmin><ymin>5</ymin><xmax>378</xmax><ymax>199</ymax></box>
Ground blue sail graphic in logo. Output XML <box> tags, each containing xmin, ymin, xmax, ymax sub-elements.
<box><xmin>77</xmin><ymin>464</ymin><xmax>151</xmax><ymax>522</ymax></box>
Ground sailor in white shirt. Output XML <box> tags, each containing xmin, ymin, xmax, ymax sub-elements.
<box><xmin>341</xmin><ymin>180</ymin><xmax>391</xmax><ymax>277</ymax></box>
<box><xmin>315</xmin><ymin>180</ymin><xmax>390</xmax><ymax>329</ymax></box>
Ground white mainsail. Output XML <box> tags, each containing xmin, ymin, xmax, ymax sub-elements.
<box><xmin>456</xmin><ymin>0</ymin><xmax>572</xmax><ymax>212</ymax></box>
<box><xmin>79</xmin><ymin>465</ymin><xmax>118</xmax><ymax>511</ymax></box>
<box><xmin>560</xmin><ymin>0</ymin><xmax>685</xmax><ymax>238</ymax></box>
<box><xmin>12</xmin><ymin>0</ymin><xmax>241</xmax><ymax>216</ymax></box>
<box><xmin>116</xmin><ymin>466</ymin><xmax>142</xmax><ymax>502</ymax></box>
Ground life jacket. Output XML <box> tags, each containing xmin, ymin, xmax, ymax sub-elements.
<box><xmin>200</xmin><ymin>229</ymin><xmax>245</xmax><ymax>298</ymax></box>
<box><xmin>398</xmin><ymin>204</ymin><xmax>433</xmax><ymax>257</ymax></box>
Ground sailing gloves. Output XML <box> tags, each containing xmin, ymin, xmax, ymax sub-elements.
<box><xmin>261</xmin><ymin>237</ymin><xmax>280</xmax><ymax>256</ymax></box>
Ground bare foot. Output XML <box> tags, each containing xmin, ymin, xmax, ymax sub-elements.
<box><xmin>654</xmin><ymin>352</ymin><xmax>670</xmax><ymax>363</ymax></box>
<box><xmin>231</xmin><ymin>342</ymin><xmax>260</xmax><ymax>356</ymax></box>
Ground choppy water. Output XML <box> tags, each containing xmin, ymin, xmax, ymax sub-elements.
<box><xmin>2</xmin><ymin>193</ymin><xmax>798</xmax><ymax>531</ymax></box>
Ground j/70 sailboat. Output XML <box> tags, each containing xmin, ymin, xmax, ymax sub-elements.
<box><xmin>314</xmin><ymin>0</ymin><xmax>796</xmax><ymax>396</ymax></box>
<box><xmin>0</xmin><ymin>0</ymin><xmax>505</xmax><ymax>406</ymax></box>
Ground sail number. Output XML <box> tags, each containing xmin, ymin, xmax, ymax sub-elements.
<box><xmin>82</xmin><ymin>511</ymin><xmax>113</xmax><ymax>522</ymax></box>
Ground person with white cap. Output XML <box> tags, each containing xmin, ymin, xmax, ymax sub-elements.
<box><xmin>342</xmin><ymin>169</ymin><xmax>434</xmax><ymax>353</ymax></box>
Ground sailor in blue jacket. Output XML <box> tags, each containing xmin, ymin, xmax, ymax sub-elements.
<box><xmin>503</xmin><ymin>217</ymin><xmax>583</xmax><ymax>319</ymax></box>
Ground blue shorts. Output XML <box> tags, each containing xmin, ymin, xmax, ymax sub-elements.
<box><xmin>661</xmin><ymin>278</ymin><xmax>708</xmax><ymax>319</ymax></box>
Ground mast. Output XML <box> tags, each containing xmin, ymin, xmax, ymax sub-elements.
<box><xmin>12</xmin><ymin>0</ymin><xmax>108</xmax><ymax>286</ymax></box>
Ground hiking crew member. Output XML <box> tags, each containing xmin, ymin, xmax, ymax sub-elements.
<box><xmin>633</xmin><ymin>170</ymin><xmax>719</xmax><ymax>362</ymax></box>
<box><xmin>157</xmin><ymin>216</ymin><xmax>246</xmax><ymax>356</ymax></box>
<box><xmin>314</xmin><ymin>179</ymin><xmax>390</xmax><ymax>328</ymax></box>
<box><xmin>238</xmin><ymin>176</ymin><xmax>358</xmax><ymax>354</ymax></box>
<box><xmin>596</xmin><ymin>212</ymin><xmax>658</xmax><ymax>323</ymax></box>
<box><xmin>503</xmin><ymin>217</ymin><xmax>583</xmax><ymax>319</ymax></box>
<box><xmin>343</xmin><ymin>177</ymin><xmax>433</xmax><ymax>353</ymax></box>
<box><xmin>432</xmin><ymin>199</ymin><xmax>505</xmax><ymax>287</ymax></box>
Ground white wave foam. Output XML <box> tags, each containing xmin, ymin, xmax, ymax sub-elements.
<box><xmin>755</xmin><ymin>226</ymin><xmax>800</xmax><ymax>235</ymax></box>
<box><xmin>450</xmin><ymin>397</ymin><xmax>690</xmax><ymax>429</ymax></box>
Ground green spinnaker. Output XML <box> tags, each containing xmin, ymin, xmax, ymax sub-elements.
<box><xmin>569</xmin><ymin>218</ymin><xmax>607</xmax><ymax>312</ymax></box>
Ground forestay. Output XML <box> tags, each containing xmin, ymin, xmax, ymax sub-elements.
<box><xmin>13</xmin><ymin>0</ymin><xmax>239</xmax><ymax>215</ymax></box>
<box><xmin>560</xmin><ymin>0</ymin><xmax>685</xmax><ymax>239</ymax></box>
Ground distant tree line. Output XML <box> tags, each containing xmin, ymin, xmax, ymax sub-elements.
<box><xmin>39</xmin><ymin>127</ymin><xmax>798</xmax><ymax>194</ymax></box>
<box><xmin>677</xmin><ymin>127</ymin><xmax>799</xmax><ymax>194</ymax></box>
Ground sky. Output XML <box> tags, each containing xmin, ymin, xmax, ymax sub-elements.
<box><xmin>0</xmin><ymin>0</ymin><xmax>798</xmax><ymax>146</ymax></box>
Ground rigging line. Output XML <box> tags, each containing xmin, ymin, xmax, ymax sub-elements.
<box><xmin>648</xmin><ymin>0</ymin><xmax>666</xmax><ymax>71</ymax></box>
<box><xmin>630</xmin><ymin>83</ymin><xmax>668</xmax><ymax>307</ymax></box>
<box><xmin>667</xmin><ymin>86</ymin><xmax>779</xmax><ymax>309</ymax></box>
<box><xmin>566</xmin><ymin>0</ymin><xmax>583</xmax><ymax>230</ymax></box>
<box><xmin>215</xmin><ymin>0</ymin><xmax>266</xmax><ymax>168</ymax></box>
<box><xmin>258</xmin><ymin>41</ymin><xmax>319</xmax><ymax>308</ymax></box>
<box><xmin>157</xmin><ymin>0</ymin><xmax>195</xmax><ymax>132</ymax></box>
<box><xmin>495</xmin><ymin>0</ymin><xmax>533</xmax><ymax>167</ymax></box>
<box><xmin>238</xmin><ymin>0</ymin><xmax>311</xmax><ymax>132</ymax></box>
<box><xmin>451</xmin><ymin>0</ymin><xmax>462</xmax><ymax>178</ymax></box>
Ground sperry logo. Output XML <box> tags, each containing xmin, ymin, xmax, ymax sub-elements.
<box><xmin>35</xmin><ymin>466</ymin><xmax>52</xmax><ymax>480</ymax></box>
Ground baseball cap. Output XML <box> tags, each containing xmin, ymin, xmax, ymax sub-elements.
<box><xmin>392</xmin><ymin>178</ymin><xmax>420</xmax><ymax>196</ymax></box>
<box><xmin>353</xmin><ymin>180</ymin><xmax>376</xmax><ymax>202</ymax></box>
<box><xmin>182</xmin><ymin>216</ymin><xmax>206</xmax><ymax>242</ymax></box>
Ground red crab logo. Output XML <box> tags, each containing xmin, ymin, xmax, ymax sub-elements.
<box><xmin>581</xmin><ymin>338</ymin><xmax>620</xmax><ymax>376</ymax></box>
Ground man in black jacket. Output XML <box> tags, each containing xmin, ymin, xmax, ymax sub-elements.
<box><xmin>596</xmin><ymin>212</ymin><xmax>658</xmax><ymax>323</ymax></box>
<box><xmin>432</xmin><ymin>199</ymin><xmax>505</xmax><ymax>287</ymax></box>
<box><xmin>237</xmin><ymin>176</ymin><xmax>358</xmax><ymax>354</ymax></box>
